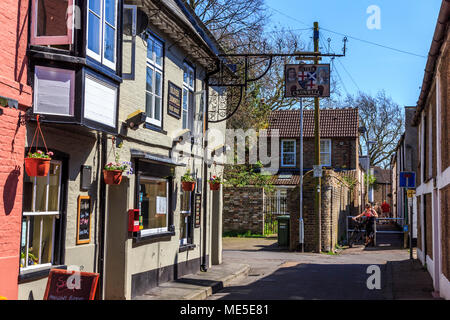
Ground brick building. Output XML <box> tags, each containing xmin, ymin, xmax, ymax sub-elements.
<box><xmin>412</xmin><ymin>0</ymin><xmax>450</xmax><ymax>300</ymax></box>
<box><xmin>0</xmin><ymin>0</ymin><xmax>32</xmax><ymax>300</ymax></box>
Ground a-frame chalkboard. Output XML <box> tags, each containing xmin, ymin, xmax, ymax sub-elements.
<box><xmin>77</xmin><ymin>196</ymin><xmax>91</xmax><ymax>244</ymax></box>
<box><xmin>44</xmin><ymin>269</ymin><xmax>99</xmax><ymax>300</ymax></box>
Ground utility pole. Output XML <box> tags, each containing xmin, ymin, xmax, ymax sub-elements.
<box><xmin>313</xmin><ymin>22</ymin><xmax>321</xmax><ymax>253</ymax></box>
<box><xmin>299</xmin><ymin>98</ymin><xmax>304</xmax><ymax>252</ymax></box>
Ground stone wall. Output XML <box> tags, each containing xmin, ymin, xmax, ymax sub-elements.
<box><xmin>223</xmin><ymin>187</ymin><xmax>264</xmax><ymax>234</ymax></box>
<box><xmin>288</xmin><ymin>170</ymin><xmax>356</xmax><ymax>252</ymax></box>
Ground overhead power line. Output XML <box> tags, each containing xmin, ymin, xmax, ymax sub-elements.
<box><xmin>267</xmin><ymin>5</ymin><xmax>427</xmax><ymax>59</ymax></box>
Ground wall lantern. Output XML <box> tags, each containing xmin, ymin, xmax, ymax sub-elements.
<box><xmin>80</xmin><ymin>165</ymin><xmax>92</xmax><ymax>191</ymax></box>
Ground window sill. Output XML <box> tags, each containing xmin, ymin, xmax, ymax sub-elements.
<box><xmin>144</xmin><ymin>123</ymin><xmax>167</xmax><ymax>135</ymax></box>
<box><xmin>18</xmin><ymin>265</ymin><xmax>67</xmax><ymax>284</ymax></box>
<box><xmin>179</xmin><ymin>244</ymin><xmax>196</xmax><ymax>253</ymax></box>
<box><xmin>133</xmin><ymin>229</ymin><xmax>175</xmax><ymax>245</ymax></box>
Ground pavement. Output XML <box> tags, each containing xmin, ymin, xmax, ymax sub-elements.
<box><xmin>133</xmin><ymin>237</ymin><xmax>441</xmax><ymax>300</ymax></box>
<box><xmin>134</xmin><ymin>261</ymin><xmax>250</xmax><ymax>300</ymax></box>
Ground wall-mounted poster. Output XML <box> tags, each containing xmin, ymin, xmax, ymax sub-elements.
<box><xmin>167</xmin><ymin>81</ymin><xmax>182</xmax><ymax>118</ymax></box>
<box><xmin>77</xmin><ymin>196</ymin><xmax>91</xmax><ymax>245</ymax></box>
<box><xmin>284</xmin><ymin>64</ymin><xmax>330</xmax><ymax>98</ymax></box>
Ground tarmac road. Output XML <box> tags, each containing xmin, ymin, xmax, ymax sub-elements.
<box><xmin>208</xmin><ymin>237</ymin><xmax>430</xmax><ymax>300</ymax></box>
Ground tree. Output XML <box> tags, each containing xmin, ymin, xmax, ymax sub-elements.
<box><xmin>341</xmin><ymin>91</ymin><xmax>404</xmax><ymax>169</ymax></box>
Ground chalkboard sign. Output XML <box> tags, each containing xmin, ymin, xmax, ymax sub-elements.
<box><xmin>167</xmin><ymin>81</ymin><xmax>182</xmax><ymax>118</ymax></box>
<box><xmin>77</xmin><ymin>196</ymin><xmax>91</xmax><ymax>244</ymax></box>
<box><xmin>44</xmin><ymin>269</ymin><xmax>99</xmax><ymax>300</ymax></box>
<box><xmin>194</xmin><ymin>193</ymin><xmax>202</xmax><ymax>228</ymax></box>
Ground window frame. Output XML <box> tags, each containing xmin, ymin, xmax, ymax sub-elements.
<box><xmin>20</xmin><ymin>160</ymin><xmax>63</xmax><ymax>272</ymax></box>
<box><xmin>320</xmin><ymin>139</ymin><xmax>332</xmax><ymax>167</ymax></box>
<box><xmin>30</xmin><ymin>0</ymin><xmax>74</xmax><ymax>46</ymax></box>
<box><xmin>179</xmin><ymin>191</ymin><xmax>193</xmax><ymax>246</ymax></box>
<box><xmin>145</xmin><ymin>34</ymin><xmax>164</xmax><ymax>127</ymax></box>
<box><xmin>182</xmin><ymin>63</ymin><xmax>195</xmax><ymax>131</ymax></box>
<box><xmin>281</xmin><ymin>139</ymin><xmax>296</xmax><ymax>167</ymax></box>
<box><xmin>139</xmin><ymin>176</ymin><xmax>170</xmax><ymax>237</ymax></box>
<box><xmin>86</xmin><ymin>0</ymin><xmax>118</xmax><ymax>71</ymax></box>
<box><xmin>122</xmin><ymin>5</ymin><xmax>137</xmax><ymax>80</ymax></box>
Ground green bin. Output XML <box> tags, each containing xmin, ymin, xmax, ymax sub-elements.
<box><xmin>277</xmin><ymin>215</ymin><xmax>290</xmax><ymax>247</ymax></box>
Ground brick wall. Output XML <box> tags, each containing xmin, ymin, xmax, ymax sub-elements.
<box><xmin>288</xmin><ymin>170</ymin><xmax>356</xmax><ymax>252</ymax></box>
<box><xmin>440</xmin><ymin>47</ymin><xmax>450</xmax><ymax>171</ymax></box>
<box><xmin>223</xmin><ymin>187</ymin><xmax>264</xmax><ymax>234</ymax></box>
<box><xmin>0</xmin><ymin>0</ymin><xmax>31</xmax><ymax>300</ymax></box>
<box><xmin>441</xmin><ymin>186</ymin><xmax>450</xmax><ymax>280</ymax></box>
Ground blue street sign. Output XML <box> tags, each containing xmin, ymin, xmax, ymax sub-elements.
<box><xmin>403</xmin><ymin>225</ymin><xmax>409</xmax><ymax>232</ymax></box>
<box><xmin>399</xmin><ymin>172</ymin><xmax>416</xmax><ymax>188</ymax></box>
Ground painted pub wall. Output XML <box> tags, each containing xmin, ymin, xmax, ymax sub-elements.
<box><xmin>0</xmin><ymin>0</ymin><xmax>32</xmax><ymax>300</ymax></box>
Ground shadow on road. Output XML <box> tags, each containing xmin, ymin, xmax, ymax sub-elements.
<box><xmin>215</xmin><ymin>263</ymin><xmax>388</xmax><ymax>300</ymax></box>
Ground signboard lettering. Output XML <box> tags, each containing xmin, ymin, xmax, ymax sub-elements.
<box><xmin>285</xmin><ymin>64</ymin><xmax>331</xmax><ymax>98</ymax></box>
<box><xmin>77</xmin><ymin>196</ymin><xmax>91</xmax><ymax>245</ymax></box>
<box><xmin>167</xmin><ymin>81</ymin><xmax>182</xmax><ymax>119</ymax></box>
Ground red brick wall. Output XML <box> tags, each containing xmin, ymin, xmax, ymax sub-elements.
<box><xmin>0</xmin><ymin>0</ymin><xmax>31</xmax><ymax>300</ymax></box>
<box><xmin>439</xmin><ymin>47</ymin><xmax>449</xmax><ymax>172</ymax></box>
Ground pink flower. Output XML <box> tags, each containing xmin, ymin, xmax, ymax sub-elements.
<box><xmin>47</xmin><ymin>151</ymin><xmax>54</xmax><ymax>157</ymax></box>
<box><xmin>37</xmin><ymin>150</ymin><xmax>43</xmax><ymax>154</ymax></box>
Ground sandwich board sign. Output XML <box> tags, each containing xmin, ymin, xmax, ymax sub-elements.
<box><xmin>285</xmin><ymin>64</ymin><xmax>330</xmax><ymax>98</ymax></box>
<box><xmin>399</xmin><ymin>172</ymin><xmax>416</xmax><ymax>188</ymax></box>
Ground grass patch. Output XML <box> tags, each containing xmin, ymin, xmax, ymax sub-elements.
<box><xmin>223</xmin><ymin>230</ymin><xmax>268</xmax><ymax>238</ymax></box>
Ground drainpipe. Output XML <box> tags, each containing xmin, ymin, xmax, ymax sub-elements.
<box><xmin>96</xmin><ymin>132</ymin><xmax>107</xmax><ymax>299</ymax></box>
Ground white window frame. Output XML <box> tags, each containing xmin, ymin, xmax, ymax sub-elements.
<box><xmin>180</xmin><ymin>191</ymin><xmax>192</xmax><ymax>246</ymax></box>
<box><xmin>139</xmin><ymin>176</ymin><xmax>169</xmax><ymax>236</ymax></box>
<box><xmin>145</xmin><ymin>34</ymin><xmax>164</xmax><ymax>127</ymax></box>
<box><xmin>320</xmin><ymin>139</ymin><xmax>332</xmax><ymax>167</ymax></box>
<box><xmin>86</xmin><ymin>0</ymin><xmax>117</xmax><ymax>70</ymax></box>
<box><xmin>20</xmin><ymin>161</ymin><xmax>62</xmax><ymax>272</ymax></box>
<box><xmin>275</xmin><ymin>187</ymin><xmax>288</xmax><ymax>215</ymax></box>
<box><xmin>182</xmin><ymin>63</ymin><xmax>195</xmax><ymax>131</ymax></box>
<box><xmin>281</xmin><ymin>140</ymin><xmax>296</xmax><ymax>167</ymax></box>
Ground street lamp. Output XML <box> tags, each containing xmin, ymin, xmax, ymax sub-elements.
<box><xmin>366</xmin><ymin>140</ymin><xmax>376</xmax><ymax>203</ymax></box>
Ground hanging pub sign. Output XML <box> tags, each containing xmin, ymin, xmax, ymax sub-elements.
<box><xmin>167</xmin><ymin>81</ymin><xmax>182</xmax><ymax>118</ymax></box>
<box><xmin>284</xmin><ymin>64</ymin><xmax>331</xmax><ymax>98</ymax></box>
<box><xmin>194</xmin><ymin>193</ymin><xmax>202</xmax><ymax>228</ymax></box>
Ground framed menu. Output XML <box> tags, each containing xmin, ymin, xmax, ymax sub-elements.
<box><xmin>167</xmin><ymin>81</ymin><xmax>182</xmax><ymax>119</ymax></box>
<box><xmin>77</xmin><ymin>196</ymin><xmax>91</xmax><ymax>245</ymax></box>
<box><xmin>194</xmin><ymin>193</ymin><xmax>202</xmax><ymax>228</ymax></box>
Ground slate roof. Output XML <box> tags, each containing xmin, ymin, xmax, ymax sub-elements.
<box><xmin>265</xmin><ymin>108</ymin><xmax>359</xmax><ymax>138</ymax></box>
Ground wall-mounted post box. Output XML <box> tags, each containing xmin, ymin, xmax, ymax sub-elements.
<box><xmin>128</xmin><ymin>209</ymin><xmax>140</xmax><ymax>232</ymax></box>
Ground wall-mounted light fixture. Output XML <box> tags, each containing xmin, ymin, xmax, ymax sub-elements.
<box><xmin>125</xmin><ymin>110</ymin><xmax>146</xmax><ymax>130</ymax></box>
<box><xmin>80</xmin><ymin>165</ymin><xmax>92</xmax><ymax>191</ymax></box>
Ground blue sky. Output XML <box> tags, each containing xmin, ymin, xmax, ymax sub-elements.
<box><xmin>265</xmin><ymin>0</ymin><xmax>442</xmax><ymax>108</ymax></box>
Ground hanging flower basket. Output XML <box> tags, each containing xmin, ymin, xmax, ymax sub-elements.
<box><xmin>103</xmin><ymin>169</ymin><xmax>123</xmax><ymax>185</ymax></box>
<box><xmin>24</xmin><ymin>151</ymin><xmax>53</xmax><ymax>177</ymax></box>
<box><xmin>181</xmin><ymin>181</ymin><xmax>195</xmax><ymax>192</ymax></box>
<box><xmin>209</xmin><ymin>182</ymin><xmax>220</xmax><ymax>191</ymax></box>
<box><xmin>181</xmin><ymin>169</ymin><xmax>196</xmax><ymax>191</ymax></box>
<box><xmin>209</xmin><ymin>175</ymin><xmax>221</xmax><ymax>191</ymax></box>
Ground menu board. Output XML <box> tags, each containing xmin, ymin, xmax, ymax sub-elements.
<box><xmin>77</xmin><ymin>196</ymin><xmax>91</xmax><ymax>245</ymax></box>
<box><xmin>194</xmin><ymin>193</ymin><xmax>202</xmax><ymax>228</ymax></box>
<box><xmin>44</xmin><ymin>269</ymin><xmax>99</xmax><ymax>300</ymax></box>
<box><xmin>167</xmin><ymin>81</ymin><xmax>182</xmax><ymax>118</ymax></box>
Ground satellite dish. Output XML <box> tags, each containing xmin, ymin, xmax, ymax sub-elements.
<box><xmin>123</xmin><ymin>8</ymin><xmax>149</xmax><ymax>36</ymax></box>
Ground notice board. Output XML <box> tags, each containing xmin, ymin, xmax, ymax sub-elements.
<box><xmin>77</xmin><ymin>196</ymin><xmax>91</xmax><ymax>244</ymax></box>
<box><xmin>44</xmin><ymin>269</ymin><xmax>99</xmax><ymax>300</ymax></box>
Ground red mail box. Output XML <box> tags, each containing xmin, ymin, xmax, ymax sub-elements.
<box><xmin>128</xmin><ymin>209</ymin><xmax>140</xmax><ymax>232</ymax></box>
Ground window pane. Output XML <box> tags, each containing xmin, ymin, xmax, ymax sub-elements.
<box><xmin>155</xmin><ymin>97</ymin><xmax>161</xmax><ymax>121</ymax></box>
<box><xmin>28</xmin><ymin>216</ymin><xmax>41</xmax><ymax>265</ymax></box>
<box><xmin>147</xmin><ymin>38</ymin><xmax>154</xmax><ymax>61</ymax></box>
<box><xmin>35</xmin><ymin>176</ymin><xmax>48</xmax><ymax>212</ymax></box>
<box><xmin>182</xmin><ymin>89</ymin><xmax>188</xmax><ymax>111</ymax></box>
<box><xmin>154</xmin><ymin>43</ymin><xmax>162</xmax><ymax>66</ymax></box>
<box><xmin>183</xmin><ymin>67</ymin><xmax>188</xmax><ymax>84</ymax></box>
<box><xmin>283</xmin><ymin>154</ymin><xmax>295</xmax><ymax>165</ymax></box>
<box><xmin>283</xmin><ymin>141</ymin><xmax>295</xmax><ymax>153</ymax></box>
<box><xmin>180</xmin><ymin>215</ymin><xmax>187</xmax><ymax>242</ymax></box>
<box><xmin>20</xmin><ymin>218</ymin><xmax>27</xmax><ymax>268</ymax></box>
<box><xmin>40</xmin><ymin>216</ymin><xmax>54</xmax><ymax>264</ymax></box>
<box><xmin>36</xmin><ymin>0</ymin><xmax>69</xmax><ymax>37</ymax></box>
<box><xmin>145</xmin><ymin>92</ymin><xmax>153</xmax><ymax>118</ymax></box>
<box><xmin>182</xmin><ymin>110</ymin><xmax>188</xmax><ymax>129</ymax></box>
<box><xmin>23</xmin><ymin>173</ymin><xmax>33</xmax><ymax>212</ymax></box>
<box><xmin>48</xmin><ymin>163</ymin><xmax>60</xmax><ymax>212</ymax></box>
<box><xmin>180</xmin><ymin>191</ymin><xmax>191</xmax><ymax>213</ymax></box>
<box><xmin>89</xmin><ymin>0</ymin><xmax>101</xmax><ymax>14</ymax></box>
<box><xmin>140</xmin><ymin>180</ymin><xmax>167</xmax><ymax>230</ymax></box>
<box><xmin>155</xmin><ymin>72</ymin><xmax>161</xmax><ymax>96</ymax></box>
<box><xmin>88</xmin><ymin>13</ymin><xmax>101</xmax><ymax>54</ymax></box>
<box><xmin>189</xmin><ymin>71</ymin><xmax>194</xmax><ymax>88</ymax></box>
<box><xmin>321</xmin><ymin>153</ymin><xmax>330</xmax><ymax>166</ymax></box>
<box><xmin>104</xmin><ymin>24</ymin><xmax>115</xmax><ymax>63</ymax></box>
<box><xmin>105</xmin><ymin>0</ymin><xmax>116</xmax><ymax>26</ymax></box>
<box><xmin>320</xmin><ymin>140</ymin><xmax>330</xmax><ymax>150</ymax></box>
<box><xmin>146</xmin><ymin>67</ymin><xmax>153</xmax><ymax>92</ymax></box>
